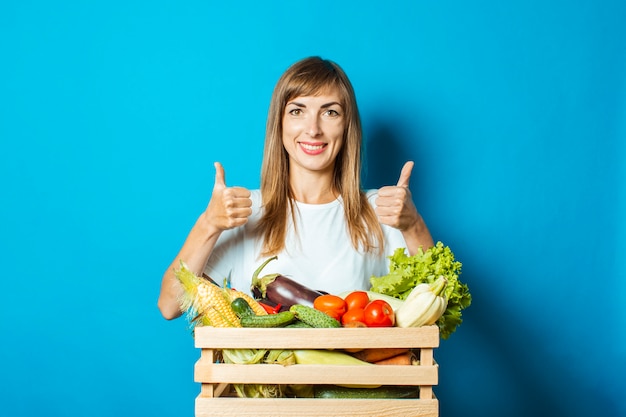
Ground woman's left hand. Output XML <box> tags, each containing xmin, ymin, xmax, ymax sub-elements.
<box><xmin>375</xmin><ymin>161</ymin><xmax>419</xmax><ymax>231</ymax></box>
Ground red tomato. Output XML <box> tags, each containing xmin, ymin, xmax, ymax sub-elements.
<box><xmin>324</xmin><ymin>309</ymin><xmax>342</xmax><ymax>321</ymax></box>
<box><xmin>341</xmin><ymin>308</ymin><xmax>366</xmax><ymax>326</ymax></box>
<box><xmin>363</xmin><ymin>300</ymin><xmax>395</xmax><ymax>327</ymax></box>
<box><xmin>344</xmin><ymin>291</ymin><xmax>370</xmax><ymax>311</ymax></box>
<box><xmin>314</xmin><ymin>294</ymin><xmax>347</xmax><ymax>318</ymax></box>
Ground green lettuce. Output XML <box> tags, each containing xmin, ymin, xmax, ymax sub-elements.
<box><xmin>370</xmin><ymin>242</ymin><xmax>472</xmax><ymax>339</ymax></box>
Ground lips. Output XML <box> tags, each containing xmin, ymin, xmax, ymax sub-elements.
<box><xmin>299</xmin><ymin>141</ymin><xmax>327</xmax><ymax>155</ymax></box>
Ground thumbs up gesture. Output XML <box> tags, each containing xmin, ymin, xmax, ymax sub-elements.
<box><xmin>375</xmin><ymin>161</ymin><xmax>420</xmax><ymax>231</ymax></box>
<box><xmin>205</xmin><ymin>162</ymin><xmax>253</xmax><ymax>231</ymax></box>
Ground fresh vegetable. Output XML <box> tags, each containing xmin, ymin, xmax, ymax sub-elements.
<box><xmin>232</xmin><ymin>298</ymin><xmax>295</xmax><ymax>328</ymax></box>
<box><xmin>174</xmin><ymin>261</ymin><xmax>241</xmax><ymax>328</ymax></box>
<box><xmin>339</xmin><ymin>290</ymin><xmax>405</xmax><ymax>311</ymax></box>
<box><xmin>284</xmin><ymin>384</ymin><xmax>314</xmax><ymax>398</ymax></box>
<box><xmin>292</xmin><ymin>349</ymin><xmax>373</xmax><ymax>366</ymax></box>
<box><xmin>290</xmin><ymin>304</ymin><xmax>342</xmax><ymax>328</ymax></box>
<box><xmin>342</xmin><ymin>320</ymin><xmax>367</xmax><ymax>328</ymax></box>
<box><xmin>313</xmin><ymin>385</ymin><xmax>419</xmax><ymax>399</ymax></box>
<box><xmin>395</xmin><ymin>276</ymin><xmax>447</xmax><ymax>328</ymax></box>
<box><xmin>221</xmin><ymin>348</ymin><xmax>295</xmax><ymax>398</ymax></box>
<box><xmin>344</xmin><ymin>291</ymin><xmax>370</xmax><ymax>311</ymax></box>
<box><xmin>231</xmin><ymin>297</ymin><xmax>256</xmax><ymax>318</ymax></box>
<box><xmin>313</xmin><ymin>294</ymin><xmax>347</xmax><ymax>319</ymax></box>
<box><xmin>259</xmin><ymin>301</ymin><xmax>282</xmax><ymax>314</ymax></box>
<box><xmin>240</xmin><ymin>311</ymin><xmax>296</xmax><ymax>328</ymax></box>
<box><xmin>285</xmin><ymin>320</ymin><xmax>313</xmax><ymax>328</ymax></box>
<box><xmin>350</xmin><ymin>348</ymin><xmax>409</xmax><ymax>363</ymax></box>
<box><xmin>175</xmin><ymin>264</ymin><xmax>268</xmax><ymax>397</ymax></box>
<box><xmin>374</xmin><ymin>351</ymin><xmax>417</xmax><ymax>366</ymax></box>
<box><xmin>226</xmin><ymin>287</ymin><xmax>268</xmax><ymax>316</ymax></box>
<box><xmin>340</xmin><ymin>291</ymin><xmax>371</xmax><ymax>326</ymax></box>
<box><xmin>363</xmin><ymin>299</ymin><xmax>395</xmax><ymax>327</ymax></box>
<box><xmin>251</xmin><ymin>256</ymin><xmax>324</xmax><ymax>309</ymax></box>
<box><xmin>293</xmin><ymin>349</ymin><xmax>381</xmax><ymax>387</ymax></box>
<box><xmin>370</xmin><ymin>242</ymin><xmax>472</xmax><ymax>339</ymax></box>
<box><xmin>341</xmin><ymin>308</ymin><xmax>366</xmax><ymax>326</ymax></box>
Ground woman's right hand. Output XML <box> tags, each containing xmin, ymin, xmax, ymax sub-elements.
<box><xmin>204</xmin><ymin>162</ymin><xmax>253</xmax><ymax>231</ymax></box>
<box><xmin>157</xmin><ymin>162</ymin><xmax>252</xmax><ymax>320</ymax></box>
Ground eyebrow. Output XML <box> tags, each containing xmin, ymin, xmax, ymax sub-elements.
<box><xmin>288</xmin><ymin>101</ymin><xmax>343</xmax><ymax>109</ymax></box>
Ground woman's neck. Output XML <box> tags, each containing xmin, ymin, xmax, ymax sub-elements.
<box><xmin>289</xmin><ymin>168</ymin><xmax>337</xmax><ymax>204</ymax></box>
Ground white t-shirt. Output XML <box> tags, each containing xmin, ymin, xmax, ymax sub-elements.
<box><xmin>203</xmin><ymin>189</ymin><xmax>408</xmax><ymax>295</ymax></box>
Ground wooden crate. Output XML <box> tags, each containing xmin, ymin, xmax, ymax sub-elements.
<box><xmin>194</xmin><ymin>326</ymin><xmax>440</xmax><ymax>417</ymax></box>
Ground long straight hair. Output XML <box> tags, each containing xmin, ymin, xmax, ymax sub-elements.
<box><xmin>257</xmin><ymin>57</ymin><xmax>383</xmax><ymax>256</ymax></box>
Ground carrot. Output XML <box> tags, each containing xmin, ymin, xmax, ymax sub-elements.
<box><xmin>374</xmin><ymin>351</ymin><xmax>418</xmax><ymax>366</ymax></box>
<box><xmin>351</xmin><ymin>348</ymin><xmax>410</xmax><ymax>363</ymax></box>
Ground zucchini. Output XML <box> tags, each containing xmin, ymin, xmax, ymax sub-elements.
<box><xmin>231</xmin><ymin>297</ymin><xmax>255</xmax><ymax>318</ymax></box>
<box><xmin>240</xmin><ymin>311</ymin><xmax>296</xmax><ymax>328</ymax></box>
<box><xmin>293</xmin><ymin>350</ymin><xmax>379</xmax><ymax>389</ymax></box>
<box><xmin>314</xmin><ymin>385</ymin><xmax>419</xmax><ymax>399</ymax></box>
<box><xmin>289</xmin><ymin>304</ymin><xmax>341</xmax><ymax>328</ymax></box>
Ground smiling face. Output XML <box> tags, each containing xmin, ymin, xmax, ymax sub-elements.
<box><xmin>281</xmin><ymin>88</ymin><xmax>345</xmax><ymax>176</ymax></box>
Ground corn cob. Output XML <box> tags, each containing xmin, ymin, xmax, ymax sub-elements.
<box><xmin>195</xmin><ymin>281</ymin><xmax>242</xmax><ymax>327</ymax></box>
<box><xmin>227</xmin><ymin>288</ymin><xmax>268</xmax><ymax>316</ymax></box>
<box><xmin>174</xmin><ymin>261</ymin><xmax>241</xmax><ymax>328</ymax></box>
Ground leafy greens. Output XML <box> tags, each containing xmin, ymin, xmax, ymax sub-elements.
<box><xmin>370</xmin><ymin>241</ymin><xmax>472</xmax><ymax>339</ymax></box>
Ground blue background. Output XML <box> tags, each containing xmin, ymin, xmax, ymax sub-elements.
<box><xmin>1</xmin><ymin>1</ymin><xmax>624</xmax><ymax>416</ymax></box>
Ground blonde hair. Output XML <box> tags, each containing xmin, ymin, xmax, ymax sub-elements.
<box><xmin>257</xmin><ymin>57</ymin><xmax>383</xmax><ymax>256</ymax></box>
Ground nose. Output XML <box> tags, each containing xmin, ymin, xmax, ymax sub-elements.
<box><xmin>307</xmin><ymin>116</ymin><xmax>322</xmax><ymax>137</ymax></box>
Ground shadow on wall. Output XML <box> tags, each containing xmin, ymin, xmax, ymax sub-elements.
<box><xmin>437</xmin><ymin>248</ymin><xmax>621</xmax><ymax>417</ymax></box>
<box><xmin>362</xmin><ymin>119</ymin><xmax>428</xmax><ymax>194</ymax></box>
<box><xmin>363</xmin><ymin>119</ymin><xmax>620</xmax><ymax>417</ymax></box>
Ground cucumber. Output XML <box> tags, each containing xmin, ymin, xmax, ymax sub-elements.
<box><xmin>289</xmin><ymin>304</ymin><xmax>341</xmax><ymax>328</ymax></box>
<box><xmin>285</xmin><ymin>320</ymin><xmax>313</xmax><ymax>328</ymax></box>
<box><xmin>240</xmin><ymin>311</ymin><xmax>296</xmax><ymax>328</ymax></box>
<box><xmin>234</xmin><ymin>297</ymin><xmax>297</xmax><ymax>327</ymax></box>
<box><xmin>314</xmin><ymin>385</ymin><xmax>419</xmax><ymax>399</ymax></box>
<box><xmin>231</xmin><ymin>297</ymin><xmax>255</xmax><ymax>318</ymax></box>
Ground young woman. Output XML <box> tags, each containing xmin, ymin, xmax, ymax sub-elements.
<box><xmin>158</xmin><ymin>57</ymin><xmax>433</xmax><ymax>320</ymax></box>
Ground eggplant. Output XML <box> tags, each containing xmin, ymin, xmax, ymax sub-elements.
<box><xmin>251</xmin><ymin>256</ymin><xmax>323</xmax><ymax>310</ymax></box>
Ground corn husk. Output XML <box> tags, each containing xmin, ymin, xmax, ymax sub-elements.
<box><xmin>222</xmin><ymin>348</ymin><xmax>296</xmax><ymax>398</ymax></box>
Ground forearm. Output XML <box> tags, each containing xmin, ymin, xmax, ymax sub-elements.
<box><xmin>158</xmin><ymin>213</ymin><xmax>222</xmax><ymax>320</ymax></box>
<box><xmin>401</xmin><ymin>215</ymin><xmax>434</xmax><ymax>256</ymax></box>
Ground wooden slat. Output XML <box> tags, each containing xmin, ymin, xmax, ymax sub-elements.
<box><xmin>199</xmin><ymin>383</ymin><xmax>213</xmax><ymax>398</ymax></box>
<box><xmin>420</xmin><ymin>385</ymin><xmax>433</xmax><ymax>400</ymax></box>
<box><xmin>213</xmin><ymin>383</ymin><xmax>229</xmax><ymax>398</ymax></box>
<box><xmin>194</xmin><ymin>326</ymin><xmax>439</xmax><ymax>349</ymax></box>
<box><xmin>199</xmin><ymin>382</ymin><xmax>230</xmax><ymax>398</ymax></box>
<box><xmin>420</xmin><ymin>348</ymin><xmax>433</xmax><ymax>365</ymax></box>
<box><xmin>194</xmin><ymin>362</ymin><xmax>438</xmax><ymax>386</ymax></box>
<box><xmin>200</xmin><ymin>349</ymin><xmax>214</xmax><ymax>362</ymax></box>
<box><xmin>196</xmin><ymin>397</ymin><xmax>439</xmax><ymax>417</ymax></box>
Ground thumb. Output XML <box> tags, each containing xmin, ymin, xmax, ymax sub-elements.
<box><xmin>396</xmin><ymin>161</ymin><xmax>414</xmax><ymax>188</ymax></box>
<box><xmin>213</xmin><ymin>162</ymin><xmax>226</xmax><ymax>190</ymax></box>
